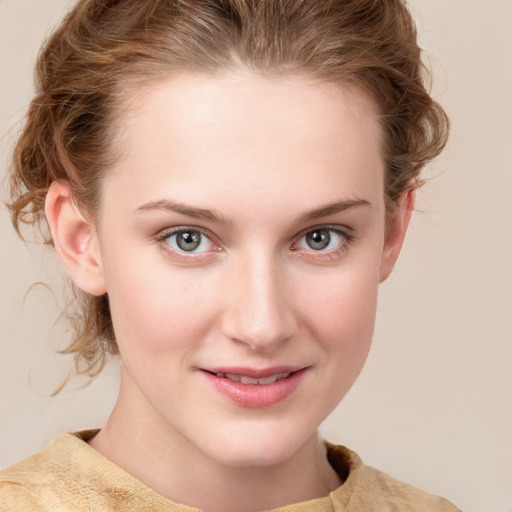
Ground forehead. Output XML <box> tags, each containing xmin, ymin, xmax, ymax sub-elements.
<box><xmin>118</xmin><ymin>71</ymin><xmax>382</xmax><ymax>153</ymax></box>
<box><xmin>103</xmin><ymin>72</ymin><xmax>385</xmax><ymax>218</ymax></box>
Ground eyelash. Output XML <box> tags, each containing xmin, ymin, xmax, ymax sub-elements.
<box><xmin>155</xmin><ymin>225</ymin><xmax>355</xmax><ymax>262</ymax></box>
<box><xmin>155</xmin><ymin>227</ymin><xmax>220</xmax><ymax>262</ymax></box>
<box><xmin>291</xmin><ymin>226</ymin><xmax>355</xmax><ymax>260</ymax></box>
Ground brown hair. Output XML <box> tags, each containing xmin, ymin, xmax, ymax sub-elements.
<box><xmin>8</xmin><ymin>0</ymin><xmax>449</xmax><ymax>381</ymax></box>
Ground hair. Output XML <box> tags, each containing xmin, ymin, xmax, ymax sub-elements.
<box><xmin>7</xmin><ymin>0</ymin><xmax>449</xmax><ymax>382</ymax></box>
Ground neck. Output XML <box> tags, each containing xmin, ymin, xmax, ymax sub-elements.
<box><xmin>89</xmin><ymin>372</ymin><xmax>341</xmax><ymax>511</ymax></box>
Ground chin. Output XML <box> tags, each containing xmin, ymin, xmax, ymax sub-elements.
<box><xmin>202</xmin><ymin>420</ymin><xmax>316</xmax><ymax>468</ymax></box>
<box><xmin>215</xmin><ymin>446</ymin><xmax>296</xmax><ymax>469</ymax></box>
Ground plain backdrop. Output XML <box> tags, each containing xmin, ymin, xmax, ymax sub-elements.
<box><xmin>1</xmin><ymin>1</ymin><xmax>511</xmax><ymax>511</ymax></box>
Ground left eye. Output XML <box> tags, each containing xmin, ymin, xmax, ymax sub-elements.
<box><xmin>296</xmin><ymin>228</ymin><xmax>346</xmax><ymax>252</ymax></box>
<box><xmin>164</xmin><ymin>229</ymin><xmax>213</xmax><ymax>253</ymax></box>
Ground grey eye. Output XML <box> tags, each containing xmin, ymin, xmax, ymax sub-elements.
<box><xmin>305</xmin><ymin>230</ymin><xmax>331</xmax><ymax>250</ymax></box>
<box><xmin>297</xmin><ymin>228</ymin><xmax>346</xmax><ymax>252</ymax></box>
<box><xmin>166</xmin><ymin>230</ymin><xmax>213</xmax><ymax>253</ymax></box>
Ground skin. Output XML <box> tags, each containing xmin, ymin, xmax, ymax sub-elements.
<box><xmin>45</xmin><ymin>71</ymin><xmax>413</xmax><ymax>511</ymax></box>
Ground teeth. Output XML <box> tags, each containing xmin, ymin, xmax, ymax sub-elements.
<box><xmin>257</xmin><ymin>375</ymin><xmax>279</xmax><ymax>385</ymax></box>
<box><xmin>257</xmin><ymin>372</ymin><xmax>290</xmax><ymax>384</ymax></box>
<box><xmin>216</xmin><ymin>372</ymin><xmax>291</xmax><ymax>385</ymax></box>
<box><xmin>240</xmin><ymin>375</ymin><xmax>259</xmax><ymax>385</ymax></box>
<box><xmin>224</xmin><ymin>373</ymin><xmax>242</xmax><ymax>383</ymax></box>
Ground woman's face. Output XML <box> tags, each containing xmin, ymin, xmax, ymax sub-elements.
<box><xmin>92</xmin><ymin>72</ymin><xmax>397</xmax><ymax>467</ymax></box>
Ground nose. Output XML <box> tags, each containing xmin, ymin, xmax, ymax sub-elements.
<box><xmin>221</xmin><ymin>252</ymin><xmax>297</xmax><ymax>353</ymax></box>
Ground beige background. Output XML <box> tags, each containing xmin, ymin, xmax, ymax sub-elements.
<box><xmin>1</xmin><ymin>1</ymin><xmax>511</xmax><ymax>511</ymax></box>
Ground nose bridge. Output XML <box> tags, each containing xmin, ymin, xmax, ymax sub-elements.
<box><xmin>222</xmin><ymin>248</ymin><xmax>296</xmax><ymax>351</ymax></box>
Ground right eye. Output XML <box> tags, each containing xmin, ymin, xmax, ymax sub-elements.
<box><xmin>164</xmin><ymin>229</ymin><xmax>214</xmax><ymax>254</ymax></box>
<box><xmin>295</xmin><ymin>227</ymin><xmax>349</xmax><ymax>253</ymax></box>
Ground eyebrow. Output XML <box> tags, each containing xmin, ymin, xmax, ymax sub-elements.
<box><xmin>136</xmin><ymin>199</ymin><xmax>231</xmax><ymax>224</ymax></box>
<box><xmin>295</xmin><ymin>198</ymin><xmax>370</xmax><ymax>224</ymax></box>
<box><xmin>136</xmin><ymin>197</ymin><xmax>370</xmax><ymax>225</ymax></box>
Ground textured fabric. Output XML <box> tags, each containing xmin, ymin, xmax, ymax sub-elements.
<box><xmin>0</xmin><ymin>431</ymin><xmax>460</xmax><ymax>511</ymax></box>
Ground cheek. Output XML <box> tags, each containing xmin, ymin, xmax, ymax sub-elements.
<box><xmin>311</xmin><ymin>273</ymin><xmax>379</xmax><ymax>411</ymax></box>
<box><xmin>105</xmin><ymin>265</ymin><xmax>225</xmax><ymax>402</ymax></box>
<box><xmin>301</xmin><ymin>256</ymin><xmax>379</xmax><ymax>325</ymax></box>
<box><xmin>295</xmin><ymin>259</ymin><xmax>380</xmax><ymax>365</ymax></box>
<box><xmin>104</xmin><ymin>256</ymin><xmax>222</xmax><ymax>361</ymax></box>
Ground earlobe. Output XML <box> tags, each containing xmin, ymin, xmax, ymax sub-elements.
<box><xmin>45</xmin><ymin>181</ymin><xmax>107</xmax><ymax>296</ymax></box>
<box><xmin>379</xmin><ymin>189</ymin><xmax>416</xmax><ymax>283</ymax></box>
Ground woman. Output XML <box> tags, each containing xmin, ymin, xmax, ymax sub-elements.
<box><xmin>0</xmin><ymin>0</ymin><xmax>459</xmax><ymax>510</ymax></box>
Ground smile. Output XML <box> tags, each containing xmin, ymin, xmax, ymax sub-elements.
<box><xmin>214</xmin><ymin>372</ymin><xmax>291</xmax><ymax>385</ymax></box>
<box><xmin>202</xmin><ymin>366</ymin><xmax>309</xmax><ymax>408</ymax></box>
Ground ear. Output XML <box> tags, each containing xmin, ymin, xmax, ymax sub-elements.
<box><xmin>379</xmin><ymin>188</ymin><xmax>415</xmax><ymax>283</ymax></box>
<box><xmin>45</xmin><ymin>181</ymin><xmax>107</xmax><ymax>296</ymax></box>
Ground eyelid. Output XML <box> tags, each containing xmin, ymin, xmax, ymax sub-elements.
<box><xmin>153</xmin><ymin>224</ymin><xmax>354</xmax><ymax>261</ymax></box>
<box><xmin>156</xmin><ymin>223</ymin><xmax>218</xmax><ymax>238</ymax></box>
<box><xmin>293</xmin><ymin>224</ymin><xmax>355</xmax><ymax>243</ymax></box>
<box><xmin>291</xmin><ymin>224</ymin><xmax>355</xmax><ymax>256</ymax></box>
<box><xmin>155</xmin><ymin>225</ymin><xmax>222</xmax><ymax>258</ymax></box>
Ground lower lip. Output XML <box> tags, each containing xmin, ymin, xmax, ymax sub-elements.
<box><xmin>202</xmin><ymin>368</ymin><xmax>308</xmax><ymax>408</ymax></box>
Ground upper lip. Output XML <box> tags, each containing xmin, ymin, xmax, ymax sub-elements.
<box><xmin>200</xmin><ymin>365</ymin><xmax>308</xmax><ymax>379</ymax></box>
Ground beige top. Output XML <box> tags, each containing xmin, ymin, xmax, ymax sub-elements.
<box><xmin>0</xmin><ymin>430</ymin><xmax>460</xmax><ymax>511</ymax></box>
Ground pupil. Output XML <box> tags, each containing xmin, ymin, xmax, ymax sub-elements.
<box><xmin>177</xmin><ymin>231</ymin><xmax>201</xmax><ymax>251</ymax></box>
<box><xmin>307</xmin><ymin>230</ymin><xmax>330</xmax><ymax>250</ymax></box>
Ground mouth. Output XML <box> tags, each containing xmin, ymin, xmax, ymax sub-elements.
<box><xmin>209</xmin><ymin>371</ymin><xmax>292</xmax><ymax>386</ymax></box>
<box><xmin>201</xmin><ymin>366</ymin><xmax>309</xmax><ymax>408</ymax></box>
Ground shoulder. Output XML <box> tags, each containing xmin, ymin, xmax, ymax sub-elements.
<box><xmin>0</xmin><ymin>482</ymin><xmax>51</xmax><ymax>512</ymax></box>
<box><xmin>326</xmin><ymin>443</ymin><xmax>461</xmax><ymax>512</ymax></box>
<box><xmin>0</xmin><ymin>430</ymin><xmax>184</xmax><ymax>511</ymax></box>
<box><xmin>0</xmin><ymin>481</ymin><xmax>50</xmax><ymax>512</ymax></box>
<box><xmin>354</xmin><ymin>464</ymin><xmax>461</xmax><ymax>512</ymax></box>
<box><xmin>0</xmin><ymin>454</ymin><xmax>53</xmax><ymax>512</ymax></box>
<box><xmin>0</xmin><ymin>431</ymin><xmax>100</xmax><ymax>511</ymax></box>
